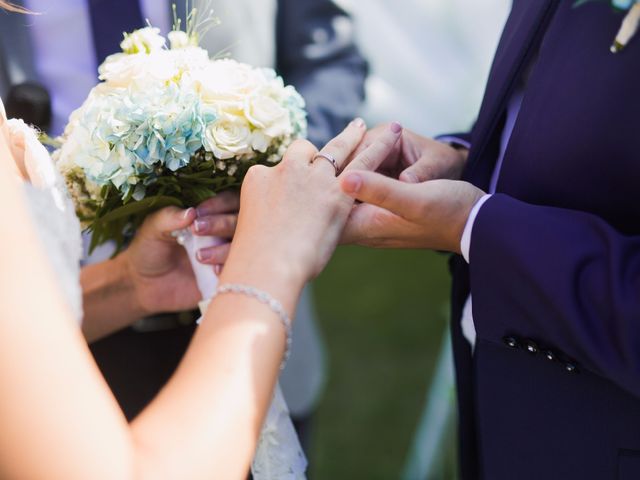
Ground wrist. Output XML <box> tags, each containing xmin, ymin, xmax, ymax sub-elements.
<box><xmin>115</xmin><ymin>250</ymin><xmax>153</xmax><ymax>318</ymax></box>
<box><xmin>80</xmin><ymin>252</ymin><xmax>148</xmax><ymax>342</ymax></box>
<box><xmin>450</xmin><ymin>187</ymin><xmax>486</xmax><ymax>255</ymax></box>
<box><xmin>219</xmin><ymin>247</ymin><xmax>307</xmax><ymax>318</ymax></box>
<box><xmin>459</xmin><ymin>193</ymin><xmax>492</xmax><ymax>262</ymax></box>
<box><xmin>436</xmin><ymin>136</ymin><xmax>470</xmax><ymax>178</ymax></box>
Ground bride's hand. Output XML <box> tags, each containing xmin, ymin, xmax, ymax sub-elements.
<box><xmin>223</xmin><ymin>120</ymin><xmax>403</xmax><ymax>290</ymax></box>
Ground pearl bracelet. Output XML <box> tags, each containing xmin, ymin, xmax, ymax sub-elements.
<box><xmin>203</xmin><ymin>284</ymin><xmax>293</xmax><ymax>370</ymax></box>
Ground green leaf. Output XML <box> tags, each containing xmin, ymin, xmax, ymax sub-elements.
<box><xmin>96</xmin><ymin>195</ymin><xmax>184</xmax><ymax>224</ymax></box>
<box><xmin>79</xmin><ymin>145</ymin><xmax>283</xmax><ymax>254</ymax></box>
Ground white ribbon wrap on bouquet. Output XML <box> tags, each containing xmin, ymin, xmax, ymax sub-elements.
<box><xmin>175</xmin><ymin>228</ymin><xmax>308</xmax><ymax>479</ymax></box>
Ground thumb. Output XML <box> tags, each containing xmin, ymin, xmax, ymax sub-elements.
<box><xmin>144</xmin><ymin>206</ymin><xmax>197</xmax><ymax>240</ymax></box>
<box><xmin>341</xmin><ymin>171</ymin><xmax>419</xmax><ymax>218</ymax></box>
<box><xmin>399</xmin><ymin>159</ymin><xmax>433</xmax><ymax>183</ymax></box>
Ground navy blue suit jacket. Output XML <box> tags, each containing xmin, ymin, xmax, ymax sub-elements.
<box><xmin>452</xmin><ymin>1</ymin><xmax>640</xmax><ymax>479</ymax></box>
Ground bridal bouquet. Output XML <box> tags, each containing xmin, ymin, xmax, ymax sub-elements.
<box><xmin>54</xmin><ymin>18</ymin><xmax>307</xmax><ymax>253</ymax></box>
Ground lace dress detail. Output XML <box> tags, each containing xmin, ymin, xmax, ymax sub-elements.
<box><xmin>252</xmin><ymin>384</ymin><xmax>308</xmax><ymax>479</ymax></box>
<box><xmin>22</xmin><ymin>183</ymin><xmax>83</xmax><ymax>323</ymax></box>
<box><xmin>5</xmin><ymin>115</ymin><xmax>84</xmax><ymax>323</ymax></box>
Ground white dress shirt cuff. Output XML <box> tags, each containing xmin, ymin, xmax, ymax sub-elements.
<box><xmin>435</xmin><ymin>135</ymin><xmax>472</xmax><ymax>151</ymax></box>
<box><xmin>460</xmin><ymin>194</ymin><xmax>492</xmax><ymax>263</ymax></box>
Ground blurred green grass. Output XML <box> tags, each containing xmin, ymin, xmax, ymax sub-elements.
<box><xmin>309</xmin><ymin>246</ymin><xmax>452</xmax><ymax>479</ymax></box>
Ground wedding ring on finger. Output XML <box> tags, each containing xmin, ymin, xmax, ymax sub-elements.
<box><xmin>311</xmin><ymin>152</ymin><xmax>339</xmax><ymax>176</ymax></box>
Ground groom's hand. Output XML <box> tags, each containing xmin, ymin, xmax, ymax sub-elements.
<box><xmin>349</xmin><ymin>123</ymin><xmax>468</xmax><ymax>182</ymax></box>
<box><xmin>340</xmin><ymin>172</ymin><xmax>485</xmax><ymax>253</ymax></box>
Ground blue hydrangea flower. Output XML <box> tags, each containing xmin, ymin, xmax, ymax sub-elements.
<box><xmin>70</xmin><ymin>83</ymin><xmax>216</xmax><ymax>197</ymax></box>
<box><xmin>612</xmin><ymin>0</ymin><xmax>637</xmax><ymax>10</ymax></box>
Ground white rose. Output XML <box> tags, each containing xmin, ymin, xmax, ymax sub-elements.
<box><xmin>251</xmin><ymin>130</ymin><xmax>271</xmax><ymax>153</ymax></box>
<box><xmin>120</xmin><ymin>27</ymin><xmax>166</xmax><ymax>54</ymax></box>
<box><xmin>203</xmin><ymin>114</ymin><xmax>254</xmax><ymax>160</ymax></box>
<box><xmin>195</xmin><ymin>59</ymin><xmax>263</xmax><ymax>111</ymax></box>
<box><xmin>99</xmin><ymin>51</ymin><xmax>179</xmax><ymax>88</ymax></box>
<box><xmin>244</xmin><ymin>93</ymin><xmax>292</xmax><ymax>138</ymax></box>
<box><xmin>169</xmin><ymin>47</ymin><xmax>210</xmax><ymax>81</ymax></box>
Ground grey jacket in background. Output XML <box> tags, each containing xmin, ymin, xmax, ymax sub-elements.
<box><xmin>276</xmin><ymin>0</ymin><xmax>368</xmax><ymax>147</ymax></box>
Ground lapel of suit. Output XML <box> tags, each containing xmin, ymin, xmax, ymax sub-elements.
<box><xmin>464</xmin><ymin>0</ymin><xmax>560</xmax><ymax>187</ymax></box>
<box><xmin>0</xmin><ymin>0</ymin><xmax>38</xmax><ymax>94</ymax></box>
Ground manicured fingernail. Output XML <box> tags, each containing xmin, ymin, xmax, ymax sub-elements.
<box><xmin>390</xmin><ymin>122</ymin><xmax>402</xmax><ymax>134</ymax></box>
<box><xmin>194</xmin><ymin>219</ymin><xmax>208</xmax><ymax>233</ymax></box>
<box><xmin>196</xmin><ymin>206</ymin><xmax>207</xmax><ymax>218</ymax></box>
<box><xmin>196</xmin><ymin>248</ymin><xmax>213</xmax><ymax>262</ymax></box>
<box><xmin>401</xmin><ymin>171</ymin><xmax>419</xmax><ymax>184</ymax></box>
<box><xmin>214</xmin><ymin>265</ymin><xmax>222</xmax><ymax>276</ymax></box>
<box><xmin>183</xmin><ymin>208</ymin><xmax>195</xmax><ymax>220</ymax></box>
<box><xmin>342</xmin><ymin>173</ymin><xmax>362</xmax><ymax>194</ymax></box>
<box><xmin>353</xmin><ymin>117</ymin><xmax>366</xmax><ymax>128</ymax></box>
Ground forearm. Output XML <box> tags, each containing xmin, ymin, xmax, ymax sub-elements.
<box><xmin>80</xmin><ymin>253</ymin><xmax>146</xmax><ymax>342</ymax></box>
<box><xmin>130</xmin><ymin>252</ymin><xmax>303</xmax><ymax>479</ymax></box>
<box><xmin>2</xmin><ymin>183</ymin><xmax>304</xmax><ymax>479</ymax></box>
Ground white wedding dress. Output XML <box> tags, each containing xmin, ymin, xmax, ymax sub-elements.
<box><xmin>22</xmin><ymin>170</ymin><xmax>84</xmax><ymax>322</ymax></box>
<box><xmin>2</xmin><ymin>108</ymin><xmax>84</xmax><ymax>324</ymax></box>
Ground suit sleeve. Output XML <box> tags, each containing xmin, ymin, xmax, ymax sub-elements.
<box><xmin>470</xmin><ymin>193</ymin><xmax>640</xmax><ymax>398</ymax></box>
<box><xmin>276</xmin><ymin>0</ymin><xmax>368</xmax><ymax>147</ymax></box>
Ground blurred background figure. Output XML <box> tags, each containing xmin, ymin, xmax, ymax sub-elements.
<box><xmin>0</xmin><ymin>0</ymin><xmax>367</xmax><ymax>467</ymax></box>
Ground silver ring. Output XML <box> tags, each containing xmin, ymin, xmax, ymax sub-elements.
<box><xmin>311</xmin><ymin>152</ymin><xmax>339</xmax><ymax>176</ymax></box>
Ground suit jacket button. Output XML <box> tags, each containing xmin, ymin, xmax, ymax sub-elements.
<box><xmin>564</xmin><ymin>362</ymin><xmax>579</xmax><ymax>374</ymax></box>
<box><xmin>525</xmin><ymin>341</ymin><xmax>539</xmax><ymax>355</ymax></box>
<box><xmin>543</xmin><ymin>350</ymin><xmax>556</xmax><ymax>362</ymax></box>
<box><xmin>503</xmin><ymin>336</ymin><xmax>520</xmax><ymax>349</ymax></box>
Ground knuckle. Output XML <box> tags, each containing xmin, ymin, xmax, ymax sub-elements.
<box><xmin>371</xmin><ymin>208</ymin><xmax>391</xmax><ymax>230</ymax></box>
<box><xmin>416</xmin><ymin>162</ymin><xmax>436</xmax><ymax>181</ymax></box>
<box><xmin>357</xmin><ymin>151</ymin><xmax>375</xmax><ymax>170</ymax></box>
<box><xmin>372</xmin><ymin>185</ymin><xmax>391</xmax><ymax>207</ymax></box>
<box><xmin>416</xmin><ymin>196</ymin><xmax>432</xmax><ymax>220</ymax></box>
<box><xmin>380</xmin><ymin>135</ymin><xmax>396</xmax><ymax>149</ymax></box>
<box><xmin>245</xmin><ymin>164</ymin><xmax>268</xmax><ymax>180</ymax></box>
<box><xmin>242</xmin><ymin>165</ymin><xmax>269</xmax><ymax>193</ymax></box>
<box><xmin>287</xmin><ymin>139</ymin><xmax>318</xmax><ymax>159</ymax></box>
<box><xmin>213</xmin><ymin>246</ymin><xmax>230</xmax><ymax>263</ymax></box>
<box><xmin>219</xmin><ymin>189</ymin><xmax>240</xmax><ymax>206</ymax></box>
<box><xmin>330</xmin><ymin>138</ymin><xmax>348</xmax><ymax>152</ymax></box>
<box><xmin>204</xmin><ymin>191</ymin><xmax>234</xmax><ymax>213</ymax></box>
<box><xmin>224</xmin><ymin>215</ymin><xmax>237</xmax><ymax>233</ymax></box>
